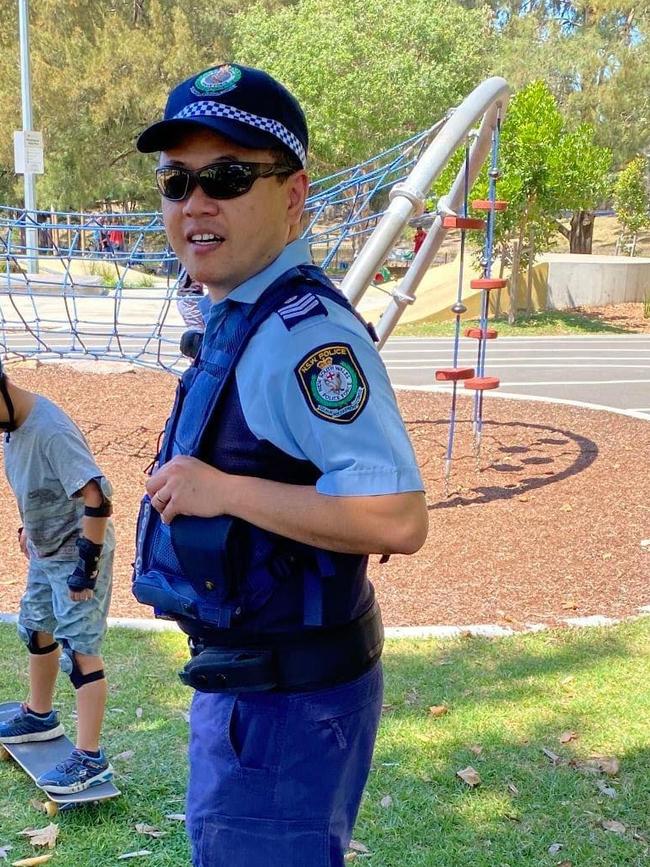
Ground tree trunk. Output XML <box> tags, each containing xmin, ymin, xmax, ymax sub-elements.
<box><xmin>509</xmin><ymin>238</ymin><xmax>522</xmax><ymax>325</ymax></box>
<box><xmin>526</xmin><ymin>235</ymin><xmax>534</xmax><ymax>315</ymax></box>
<box><xmin>569</xmin><ymin>210</ymin><xmax>595</xmax><ymax>254</ymax></box>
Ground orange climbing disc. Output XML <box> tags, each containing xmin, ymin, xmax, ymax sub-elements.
<box><xmin>464</xmin><ymin>327</ymin><xmax>498</xmax><ymax>340</ymax></box>
<box><xmin>435</xmin><ymin>367</ymin><xmax>475</xmax><ymax>382</ymax></box>
<box><xmin>470</xmin><ymin>278</ymin><xmax>507</xmax><ymax>291</ymax></box>
<box><xmin>442</xmin><ymin>215</ymin><xmax>486</xmax><ymax>231</ymax></box>
<box><xmin>471</xmin><ymin>199</ymin><xmax>508</xmax><ymax>211</ymax></box>
<box><xmin>463</xmin><ymin>376</ymin><xmax>500</xmax><ymax>391</ymax></box>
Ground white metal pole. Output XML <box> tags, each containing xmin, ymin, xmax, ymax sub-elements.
<box><xmin>18</xmin><ymin>0</ymin><xmax>38</xmax><ymax>273</ymax></box>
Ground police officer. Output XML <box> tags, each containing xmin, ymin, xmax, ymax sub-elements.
<box><xmin>133</xmin><ymin>63</ymin><xmax>428</xmax><ymax>867</ymax></box>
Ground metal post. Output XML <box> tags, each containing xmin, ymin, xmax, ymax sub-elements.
<box><xmin>18</xmin><ymin>0</ymin><xmax>38</xmax><ymax>273</ymax></box>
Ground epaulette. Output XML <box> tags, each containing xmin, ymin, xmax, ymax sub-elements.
<box><xmin>275</xmin><ymin>293</ymin><xmax>328</xmax><ymax>330</ymax></box>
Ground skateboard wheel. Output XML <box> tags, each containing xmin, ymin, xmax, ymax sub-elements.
<box><xmin>45</xmin><ymin>800</ymin><xmax>59</xmax><ymax>817</ymax></box>
<box><xmin>0</xmin><ymin>746</ymin><xmax>9</xmax><ymax>761</ymax></box>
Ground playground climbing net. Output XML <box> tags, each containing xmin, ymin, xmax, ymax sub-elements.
<box><xmin>0</xmin><ymin>125</ymin><xmax>441</xmax><ymax>373</ymax></box>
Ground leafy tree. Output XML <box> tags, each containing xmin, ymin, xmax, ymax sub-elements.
<box><xmin>0</xmin><ymin>0</ymin><xmax>256</xmax><ymax>209</ymax></box>
<box><xmin>232</xmin><ymin>0</ymin><xmax>491</xmax><ymax>171</ymax></box>
<box><xmin>489</xmin><ymin>1</ymin><xmax>650</xmax><ymax>167</ymax></box>
<box><xmin>461</xmin><ymin>81</ymin><xmax>610</xmax><ymax>317</ymax></box>
<box><xmin>613</xmin><ymin>156</ymin><xmax>649</xmax><ymax>238</ymax></box>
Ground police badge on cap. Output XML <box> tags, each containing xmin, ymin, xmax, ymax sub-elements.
<box><xmin>137</xmin><ymin>63</ymin><xmax>308</xmax><ymax>168</ymax></box>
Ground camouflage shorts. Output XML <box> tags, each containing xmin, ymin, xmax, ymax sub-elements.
<box><xmin>18</xmin><ymin>547</ymin><xmax>113</xmax><ymax>657</ymax></box>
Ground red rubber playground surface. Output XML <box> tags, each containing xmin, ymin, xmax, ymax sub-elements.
<box><xmin>1</xmin><ymin>363</ymin><xmax>648</xmax><ymax>630</ymax></box>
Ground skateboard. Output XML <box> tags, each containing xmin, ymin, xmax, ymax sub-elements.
<box><xmin>0</xmin><ymin>701</ymin><xmax>120</xmax><ymax>814</ymax></box>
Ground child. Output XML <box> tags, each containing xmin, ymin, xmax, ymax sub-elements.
<box><xmin>176</xmin><ymin>269</ymin><xmax>207</xmax><ymax>332</ymax></box>
<box><xmin>0</xmin><ymin>360</ymin><xmax>115</xmax><ymax>794</ymax></box>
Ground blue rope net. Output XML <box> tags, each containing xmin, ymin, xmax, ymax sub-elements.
<box><xmin>0</xmin><ymin>127</ymin><xmax>438</xmax><ymax>373</ymax></box>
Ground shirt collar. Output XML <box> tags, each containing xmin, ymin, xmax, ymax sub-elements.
<box><xmin>206</xmin><ymin>239</ymin><xmax>312</xmax><ymax>313</ymax></box>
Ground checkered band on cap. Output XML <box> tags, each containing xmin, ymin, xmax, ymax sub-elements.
<box><xmin>175</xmin><ymin>101</ymin><xmax>306</xmax><ymax>166</ymax></box>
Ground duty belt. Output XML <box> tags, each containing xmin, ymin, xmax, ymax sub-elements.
<box><xmin>178</xmin><ymin>601</ymin><xmax>384</xmax><ymax>693</ymax></box>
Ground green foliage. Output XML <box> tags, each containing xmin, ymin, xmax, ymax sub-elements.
<box><xmin>469</xmin><ymin>82</ymin><xmax>611</xmax><ymax>263</ymax></box>
<box><xmin>489</xmin><ymin>0</ymin><xmax>650</xmax><ymax>167</ymax></box>
<box><xmin>0</xmin><ymin>0</ymin><xmax>241</xmax><ymax>209</ymax></box>
<box><xmin>613</xmin><ymin>156</ymin><xmax>649</xmax><ymax>236</ymax></box>
<box><xmin>2</xmin><ymin>619</ymin><xmax>650</xmax><ymax>865</ymax></box>
<box><xmin>232</xmin><ymin>0</ymin><xmax>491</xmax><ymax>170</ymax></box>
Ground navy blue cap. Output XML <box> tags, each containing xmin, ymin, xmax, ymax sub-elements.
<box><xmin>136</xmin><ymin>64</ymin><xmax>308</xmax><ymax>167</ymax></box>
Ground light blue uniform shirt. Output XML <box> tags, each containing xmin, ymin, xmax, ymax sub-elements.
<box><xmin>200</xmin><ymin>239</ymin><xmax>423</xmax><ymax>497</ymax></box>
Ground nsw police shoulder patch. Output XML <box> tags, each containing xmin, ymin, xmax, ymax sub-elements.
<box><xmin>295</xmin><ymin>343</ymin><xmax>369</xmax><ymax>424</ymax></box>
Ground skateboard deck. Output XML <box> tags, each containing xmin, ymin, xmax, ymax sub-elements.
<box><xmin>0</xmin><ymin>701</ymin><xmax>120</xmax><ymax>811</ymax></box>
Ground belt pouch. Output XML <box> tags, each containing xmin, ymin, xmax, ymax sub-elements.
<box><xmin>179</xmin><ymin>647</ymin><xmax>277</xmax><ymax>693</ymax></box>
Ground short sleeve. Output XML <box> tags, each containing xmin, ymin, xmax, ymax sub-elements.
<box><xmin>237</xmin><ymin>307</ymin><xmax>424</xmax><ymax>497</ymax></box>
<box><xmin>44</xmin><ymin>428</ymin><xmax>106</xmax><ymax>499</ymax></box>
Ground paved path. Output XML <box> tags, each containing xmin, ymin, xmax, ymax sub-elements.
<box><xmin>383</xmin><ymin>335</ymin><xmax>650</xmax><ymax>419</ymax></box>
<box><xmin>4</xmin><ymin>313</ymin><xmax>650</xmax><ymax>419</ymax></box>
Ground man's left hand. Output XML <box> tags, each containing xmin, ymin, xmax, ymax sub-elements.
<box><xmin>146</xmin><ymin>456</ymin><xmax>229</xmax><ymax>524</ymax></box>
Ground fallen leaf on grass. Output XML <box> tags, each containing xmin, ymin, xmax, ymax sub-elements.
<box><xmin>595</xmin><ymin>780</ymin><xmax>617</xmax><ymax>798</ymax></box>
<box><xmin>114</xmin><ymin>750</ymin><xmax>135</xmax><ymax>762</ymax></box>
<box><xmin>135</xmin><ymin>708</ymin><xmax>143</xmax><ymax>719</ymax></box>
<box><xmin>379</xmin><ymin>795</ymin><xmax>393</xmax><ymax>808</ymax></box>
<box><xmin>507</xmin><ymin>783</ymin><xmax>519</xmax><ymax>796</ymax></box>
<box><xmin>428</xmin><ymin>705</ymin><xmax>448</xmax><ymax>718</ymax></box>
<box><xmin>348</xmin><ymin>840</ymin><xmax>370</xmax><ymax>854</ymax></box>
<box><xmin>28</xmin><ymin>801</ymin><xmax>47</xmax><ymax>815</ymax></box>
<box><xmin>456</xmin><ymin>766</ymin><xmax>481</xmax><ymax>787</ymax></box>
<box><xmin>380</xmin><ymin>704</ymin><xmax>395</xmax><ymax>715</ymax></box>
<box><xmin>560</xmin><ymin>676</ymin><xmax>575</xmax><ymax>686</ymax></box>
<box><xmin>578</xmin><ymin>756</ymin><xmax>620</xmax><ymax>776</ymax></box>
<box><xmin>19</xmin><ymin>825</ymin><xmax>58</xmax><ymax>849</ymax></box>
<box><xmin>542</xmin><ymin>747</ymin><xmax>562</xmax><ymax>765</ymax></box>
<box><xmin>559</xmin><ymin>731</ymin><xmax>578</xmax><ymax>744</ymax></box>
<box><xmin>343</xmin><ymin>855</ymin><xmax>357</xmax><ymax>862</ymax></box>
<box><xmin>404</xmin><ymin>688</ymin><xmax>418</xmax><ymax>706</ymax></box>
<box><xmin>469</xmin><ymin>745</ymin><xmax>483</xmax><ymax>756</ymax></box>
<box><xmin>164</xmin><ymin>814</ymin><xmax>186</xmax><ymax>822</ymax></box>
<box><xmin>135</xmin><ymin>824</ymin><xmax>166</xmax><ymax>838</ymax></box>
<box><xmin>601</xmin><ymin>819</ymin><xmax>626</xmax><ymax>835</ymax></box>
<box><xmin>548</xmin><ymin>842</ymin><xmax>563</xmax><ymax>855</ymax></box>
<box><xmin>11</xmin><ymin>857</ymin><xmax>53</xmax><ymax>866</ymax></box>
<box><xmin>558</xmin><ymin>862</ymin><xmax>573</xmax><ymax>867</ymax></box>
<box><xmin>0</xmin><ymin>846</ymin><xmax>12</xmax><ymax>861</ymax></box>
<box><xmin>117</xmin><ymin>852</ymin><xmax>152</xmax><ymax>861</ymax></box>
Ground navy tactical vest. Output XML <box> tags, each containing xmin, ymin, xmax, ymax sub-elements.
<box><xmin>132</xmin><ymin>265</ymin><xmax>375</xmax><ymax>635</ymax></box>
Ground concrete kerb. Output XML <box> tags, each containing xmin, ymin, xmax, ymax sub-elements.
<box><xmin>1</xmin><ymin>610</ymin><xmax>649</xmax><ymax>640</ymax></box>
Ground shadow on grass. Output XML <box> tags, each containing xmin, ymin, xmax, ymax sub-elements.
<box><xmin>1</xmin><ymin>622</ymin><xmax>648</xmax><ymax>866</ymax></box>
<box><xmin>367</xmin><ymin>621</ymin><xmax>650</xmax><ymax>865</ymax></box>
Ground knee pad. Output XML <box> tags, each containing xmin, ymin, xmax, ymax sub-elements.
<box><xmin>22</xmin><ymin>628</ymin><xmax>59</xmax><ymax>656</ymax></box>
<box><xmin>59</xmin><ymin>642</ymin><xmax>105</xmax><ymax>689</ymax></box>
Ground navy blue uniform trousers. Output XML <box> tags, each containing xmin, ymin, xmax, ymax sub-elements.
<box><xmin>187</xmin><ymin>661</ymin><xmax>383</xmax><ymax>866</ymax></box>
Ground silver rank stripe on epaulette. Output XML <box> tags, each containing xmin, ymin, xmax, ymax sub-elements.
<box><xmin>277</xmin><ymin>294</ymin><xmax>324</xmax><ymax>323</ymax></box>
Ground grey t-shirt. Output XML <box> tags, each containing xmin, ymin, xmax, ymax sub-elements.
<box><xmin>3</xmin><ymin>395</ymin><xmax>114</xmax><ymax>560</ymax></box>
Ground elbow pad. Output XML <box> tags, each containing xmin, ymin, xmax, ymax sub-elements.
<box><xmin>84</xmin><ymin>477</ymin><xmax>113</xmax><ymax>518</ymax></box>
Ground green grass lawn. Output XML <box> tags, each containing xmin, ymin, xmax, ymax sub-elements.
<box><xmin>393</xmin><ymin>310</ymin><xmax>633</xmax><ymax>337</ymax></box>
<box><xmin>1</xmin><ymin>619</ymin><xmax>649</xmax><ymax>865</ymax></box>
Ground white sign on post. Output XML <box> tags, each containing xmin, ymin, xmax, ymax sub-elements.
<box><xmin>13</xmin><ymin>130</ymin><xmax>44</xmax><ymax>174</ymax></box>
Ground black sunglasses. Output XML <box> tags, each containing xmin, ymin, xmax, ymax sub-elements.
<box><xmin>156</xmin><ymin>160</ymin><xmax>292</xmax><ymax>201</ymax></box>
